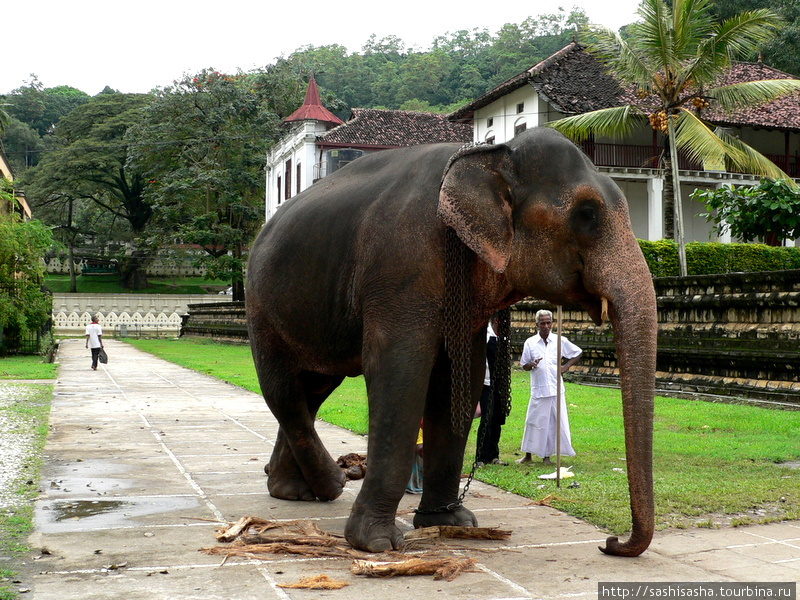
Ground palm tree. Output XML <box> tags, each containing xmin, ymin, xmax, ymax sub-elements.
<box><xmin>549</xmin><ymin>0</ymin><xmax>800</xmax><ymax>276</ymax></box>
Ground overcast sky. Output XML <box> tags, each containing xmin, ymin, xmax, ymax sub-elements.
<box><xmin>3</xmin><ymin>0</ymin><xmax>642</xmax><ymax>96</ymax></box>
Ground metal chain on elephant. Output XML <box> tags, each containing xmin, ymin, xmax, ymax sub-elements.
<box><xmin>457</xmin><ymin>308</ymin><xmax>513</xmax><ymax>508</ymax></box>
<box><xmin>440</xmin><ymin>234</ymin><xmax>514</xmax><ymax>511</ymax></box>
<box><xmin>443</xmin><ymin>226</ymin><xmax>474</xmax><ymax>436</ymax></box>
<box><xmin>417</xmin><ymin>227</ymin><xmax>476</xmax><ymax>518</ymax></box>
<box><xmin>495</xmin><ymin>308</ymin><xmax>513</xmax><ymax>419</ymax></box>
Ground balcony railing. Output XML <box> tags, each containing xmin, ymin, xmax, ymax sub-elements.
<box><xmin>580</xmin><ymin>142</ymin><xmax>798</xmax><ymax>177</ymax></box>
<box><xmin>764</xmin><ymin>154</ymin><xmax>799</xmax><ymax>178</ymax></box>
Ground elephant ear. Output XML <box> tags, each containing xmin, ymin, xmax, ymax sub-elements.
<box><xmin>437</xmin><ymin>143</ymin><xmax>516</xmax><ymax>273</ymax></box>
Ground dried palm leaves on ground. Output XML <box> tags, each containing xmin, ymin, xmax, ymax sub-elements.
<box><xmin>352</xmin><ymin>557</ymin><xmax>478</xmax><ymax>581</ymax></box>
<box><xmin>205</xmin><ymin>517</ymin><xmax>361</xmax><ymax>560</ymax></box>
<box><xmin>203</xmin><ymin>516</ymin><xmax>513</xmax><ymax>582</ymax></box>
<box><xmin>405</xmin><ymin>526</ymin><xmax>511</xmax><ymax>542</ymax></box>
<box><xmin>277</xmin><ymin>574</ymin><xmax>349</xmax><ymax>589</ymax></box>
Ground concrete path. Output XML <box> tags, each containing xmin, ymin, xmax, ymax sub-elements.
<box><xmin>22</xmin><ymin>339</ymin><xmax>800</xmax><ymax>599</ymax></box>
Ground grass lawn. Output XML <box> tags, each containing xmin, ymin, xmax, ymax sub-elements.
<box><xmin>123</xmin><ymin>337</ymin><xmax>800</xmax><ymax>535</ymax></box>
<box><xmin>0</xmin><ymin>356</ymin><xmax>58</xmax><ymax>380</ymax></box>
<box><xmin>43</xmin><ymin>273</ymin><xmax>229</xmax><ymax>295</ymax></box>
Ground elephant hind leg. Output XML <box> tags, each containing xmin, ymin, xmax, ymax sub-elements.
<box><xmin>262</xmin><ymin>370</ymin><xmax>346</xmax><ymax>502</ymax></box>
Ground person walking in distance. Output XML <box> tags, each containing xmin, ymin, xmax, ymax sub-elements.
<box><xmin>517</xmin><ymin>309</ymin><xmax>582</xmax><ymax>465</ymax></box>
<box><xmin>85</xmin><ymin>315</ymin><xmax>104</xmax><ymax>371</ymax></box>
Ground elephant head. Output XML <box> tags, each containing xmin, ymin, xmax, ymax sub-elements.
<box><xmin>438</xmin><ymin>127</ymin><xmax>657</xmax><ymax>557</ymax></box>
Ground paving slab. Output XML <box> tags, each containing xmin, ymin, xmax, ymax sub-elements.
<box><xmin>18</xmin><ymin>339</ymin><xmax>800</xmax><ymax>599</ymax></box>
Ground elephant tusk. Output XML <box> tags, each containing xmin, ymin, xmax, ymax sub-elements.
<box><xmin>601</xmin><ymin>297</ymin><xmax>609</xmax><ymax>324</ymax></box>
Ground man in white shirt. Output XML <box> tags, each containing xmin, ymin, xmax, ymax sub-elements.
<box><xmin>85</xmin><ymin>315</ymin><xmax>104</xmax><ymax>370</ymax></box>
<box><xmin>517</xmin><ymin>309</ymin><xmax>581</xmax><ymax>465</ymax></box>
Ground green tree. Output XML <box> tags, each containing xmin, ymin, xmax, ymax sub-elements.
<box><xmin>549</xmin><ymin>0</ymin><xmax>800</xmax><ymax>276</ymax></box>
<box><xmin>711</xmin><ymin>0</ymin><xmax>800</xmax><ymax>76</ymax></box>
<box><xmin>3</xmin><ymin>77</ymin><xmax>89</xmax><ymax>137</ymax></box>
<box><xmin>0</xmin><ymin>178</ymin><xmax>55</xmax><ymax>354</ymax></box>
<box><xmin>693</xmin><ymin>179</ymin><xmax>800</xmax><ymax>245</ymax></box>
<box><xmin>128</xmin><ymin>70</ymin><xmax>280</xmax><ymax>301</ymax></box>
<box><xmin>395</xmin><ymin>50</ymin><xmax>455</xmax><ymax>106</ymax></box>
<box><xmin>1</xmin><ymin>116</ymin><xmax>46</xmax><ymax>171</ymax></box>
<box><xmin>22</xmin><ymin>92</ymin><xmax>154</xmax><ymax>289</ymax></box>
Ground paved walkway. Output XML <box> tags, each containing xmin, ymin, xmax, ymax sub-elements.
<box><xmin>22</xmin><ymin>339</ymin><xmax>800</xmax><ymax>599</ymax></box>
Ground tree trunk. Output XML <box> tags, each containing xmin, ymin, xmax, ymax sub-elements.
<box><xmin>66</xmin><ymin>198</ymin><xmax>78</xmax><ymax>293</ymax></box>
<box><xmin>120</xmin><ymin>249</ymin><xmax>150</xmax><ymax>290</ymax></box>
<box><xmin>232</xmin><ymin>244</ymin><xmax>245</xmax><ymax>301</ymax></box>
<box><xmin>666</xmin><ymin>119</ymin><xmax>688</xmax><ymax>277</ymax></box>
<box><xmin>662</xmin><ymin>145</ymin><xmax>675</xmax><ymax>241</ymax></box>
<box><xmin>67</xmin><ymin>242</ymin><xmax>78</xmax><ymax>293</ymax></box>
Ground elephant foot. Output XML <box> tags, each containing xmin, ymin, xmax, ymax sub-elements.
<box><xmin>344</xmin><ymin>505</ymin><xmax>405</xmax><ymax>552</ymax></box>
<box><xmin>265</xmin><ymin>451</ymin><xmax>346</xmax><ymax>502</ymax></box>
<box><xmin>307</xmin><ymin>460</ymin><xmax>347</xmax><ymax>501</ymax></box>
<box><xmin>265</xmin><ymin>431</ymin><xmax>346</xmax><ymax>502</ymax></box>
<box><xmin>267</xmin><ymin>470</ymin><xmax>318</xmax><ymax>501</ymax></box>
<box><xmin>267</xmin><ymin>464</ymin><xmax>345</xmax><ymax>502</ymax></box>
<box><xmin>412</xmin><ymin>504</ymin><xmax>478</xmax><ymax>529</ymax></box>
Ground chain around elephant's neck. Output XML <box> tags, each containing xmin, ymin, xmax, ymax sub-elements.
<box><xmin>444</xmin><ymin>226</ymin><xmax>474</xmax><ymax>435</ymax></box>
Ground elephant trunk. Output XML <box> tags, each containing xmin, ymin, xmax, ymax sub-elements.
<box><xmin>597</xmin><ymin>255</ymin><xmax>657</xmax><ymax>557</ymax></box>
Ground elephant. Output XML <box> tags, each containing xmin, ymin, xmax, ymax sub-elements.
<box><xmin>246</xmin><ymin>127</ymin><xmax>657</xmax><ymax>557</ymax></box>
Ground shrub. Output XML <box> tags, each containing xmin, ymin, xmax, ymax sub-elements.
<box><xmin>693</xmin><ymin>179</ymin><xmax>800</xmax><ymax>245</ymax></box>
<box><xmin>638</xmin><ymin>239</ymin><xmax>800</xmax><ymax>276</ymax></box>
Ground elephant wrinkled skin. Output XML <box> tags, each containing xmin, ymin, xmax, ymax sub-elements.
<box><xmin>246</xmin><ymin>127</ymin><xmax>657</xmax><ymax>556</ymax></box>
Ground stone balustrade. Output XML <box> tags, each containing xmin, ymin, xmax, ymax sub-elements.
<box><xmin>52</xmin><ymin>294</ymin><xmax>229</xmax><ymax>338</ymax></box>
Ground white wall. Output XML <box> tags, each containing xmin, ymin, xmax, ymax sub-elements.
<box><xmin>473</xmin><ymin>86</ymin><xmax>541</xmax><ymax>144</ymax></box>
<box><xmin>265</xmin><ymin>121</ymin><xmax>327</xmax><ymax>221</ymax></box>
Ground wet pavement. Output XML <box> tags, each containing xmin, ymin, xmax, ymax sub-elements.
<box><xmin>21</xmin><ymin>339</ymin><xmax>800</xmax><ymax>599</ymax></box>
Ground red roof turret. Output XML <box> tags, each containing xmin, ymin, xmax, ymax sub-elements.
<box><xmin>284</xmin><ymin>75</ymin><xmax>344</xmax><ymax>127</ymax></box>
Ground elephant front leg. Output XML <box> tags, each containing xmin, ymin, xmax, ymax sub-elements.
<box><xmin>413</xmin><ymin>341</ymin><xmax>483</xmax><ymax>529</ymax></box>
<box><xmin>344</xmin><ymin>405</ymin><xmax>423</xmax><ymax>552</ymax></box>
<box><xmin>344</xmin><ymin>336</ymin><xmax>435</xmax><ymax>552</ymax></box>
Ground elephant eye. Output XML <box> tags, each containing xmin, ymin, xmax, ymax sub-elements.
<box><xmin>572</xmin><ymin>200</ymin><xmax>600</xmax><ymax>236</ymax></box>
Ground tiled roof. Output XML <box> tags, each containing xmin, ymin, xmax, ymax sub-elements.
<box><xmin>527</xmin><ymin>43</ymin><xmax>624</xmax><ymax>114</ymax></box>
<box><xmin>449</xmin><ymin>43</ymin><xmax>800</xmax><ymax>131</ymax></box>
<box><xmin>701</xmin><ymin>62</ymin><xmax>800</xmax><ymax>130</ymax></box>
<box><xmin>285</xmin><ymin>75</ymin><xmax>344</xmax><ymax>127</ymax></box>
<box><xmin>319</xmin><ymin>108</ymin><xmax>473</xmax><ymax>148</ymax></box>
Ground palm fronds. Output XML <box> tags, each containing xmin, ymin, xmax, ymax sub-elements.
<box><xmin>548</xmin><ymin>106</ymin><xmax>647</xmax><ymax>142</ymax></box>
<box><xmin>711</xmin><ymin>79</ymin><xmax>800</xmax><ymax>112</ymax></box>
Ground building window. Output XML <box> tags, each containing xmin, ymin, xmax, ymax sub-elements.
<box><xmin>277</xmin><ymin>176</ymin><xmax>282</xmax><ymax>204</ymax></box>
<box><xmin>517</xmin><ymin>102</ymin><xmax>524</xmax><ymax>114</ymax></box>
<box><xmin>285</xmin><ymin>159</ymin><xmax>292</xmax><ymax>201</ymax></box>
<box><xmin>487</xmin><ymin>117</ymin><xmax>493</xmax><ymax>127</ymax></box>
<box><xmin>486</xmin><ymin>136</ymin><xmax>495</xmax><ymax>145</ymax></box>
<box><xmin>514</xmin><ymin>122</ymin><xmax>527</xmax><ymax>136</ymax></box>
<box><xmin>296</xmin><ymin>163</ymin><xmax>302</xmax><ymax>194</ymax></box>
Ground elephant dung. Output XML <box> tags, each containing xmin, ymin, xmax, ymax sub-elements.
<box><xmin>337</xmin><ymin>453</ymin><xmax>367</xmax><ymax>480</ymax></box>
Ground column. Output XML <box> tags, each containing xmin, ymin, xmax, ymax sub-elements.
<box><xmin>647</xmin><ymin>176</ymin><xmax>664</xmax><ymax>241</ymax></box>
